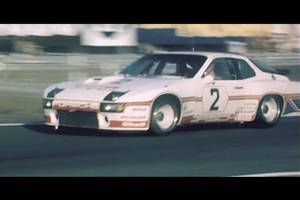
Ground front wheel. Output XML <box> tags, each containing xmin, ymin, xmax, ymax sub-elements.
<box><xmin>255</xmin><ymin>95</ymin><xmax>282</xmax><ymax>127</ymax></box>
<box><xmin>150</xmin><ymin>99</ymin><xmax>179</xmax><ymax>135</ymax></box>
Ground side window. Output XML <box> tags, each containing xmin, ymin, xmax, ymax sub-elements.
<box><xmin>147</xmin><ymin>61</ymin><xmax>160</xmax><ymax>75</ymax></box>
<box><xmin>234</xmin><ymin>59</ymin><xmax>256</xmax><ymax>79</ymax></box>
<box><xmin>203</xmin><ymin>58</ymin><xmax>237</xmax><ymax>80</ymax></box>
<box><xmin>250</xmin><ymin>59</ymin><xmax>277</xmax><ymax>74</ymax></box>
<box><xmin>160</xmin><ymin>62</ymin><xmax>177</xmax><ymax>76</ymax></box>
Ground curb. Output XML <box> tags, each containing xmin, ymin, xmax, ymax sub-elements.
<box><xmin>235</xmin><ymin>171</ymin><xmax>300</xmax><ymax>177</ymax></box>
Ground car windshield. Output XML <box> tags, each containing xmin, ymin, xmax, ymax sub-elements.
<box><xmin>120</xmin><ymin>54</ymin><xmax>207</xmax><ymax>78</ymax></box>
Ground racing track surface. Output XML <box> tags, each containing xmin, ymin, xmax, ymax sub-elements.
<box><xmin>0</xmin><ymin>117</ymin><xmax>299</xmax><ymax>177</ymax></box>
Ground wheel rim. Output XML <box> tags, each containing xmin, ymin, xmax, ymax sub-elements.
<box><xmin>153</xmin><ymin>104</ymin><xmax>177</xmax><ymax>130</ymax></box>
<box><xmin>260</xmin><ymin>96</ymin><xmax>280</xmax><ymax>123</ymax></box>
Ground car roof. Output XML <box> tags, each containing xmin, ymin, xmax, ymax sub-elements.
<box><xmin>152</xmin><ymin>51</ymin><xmax>247</xmax><ymax>59</ymax></box>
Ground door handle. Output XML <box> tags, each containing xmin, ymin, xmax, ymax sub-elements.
<box><xmin>234</xmin><ymin>86</ymin><xmax>243</xmax><ymax>89</ymax></box>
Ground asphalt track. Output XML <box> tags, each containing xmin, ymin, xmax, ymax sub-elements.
<box><xmin>0</xmin><ymin>117</ymin><xmax>299</xmax><ymax>177</ymax></box>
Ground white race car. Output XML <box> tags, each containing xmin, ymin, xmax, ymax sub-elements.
<box><xmin>43</xmin><ymin>51</ymin><xmax>300</xmax><ymax>135</ymax></box>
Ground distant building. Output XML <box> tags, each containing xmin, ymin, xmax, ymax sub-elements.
<box><xmin>0</xmin><ymin>24</ymin><xmax>138</xmax><ymax>54</ymax></box>
<box><xmin>270</xmin><ymin>24</ymin><xmax>299</xmax><ymax>51</ymax></box>
<box><xmin>139</xmin><ymin>24</ymin><xmax>299</xmax><ymax>52</ymax></box>
<box><xmin>0</xmin><ymin>24</ymin><xmax>298</xmax><ymax>54</ymax></box>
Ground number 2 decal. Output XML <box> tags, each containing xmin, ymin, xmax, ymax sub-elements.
<box><xmin>210</xmin><ymin>88</ymin><xmax>219</xmax><ymax>111</ymax></box>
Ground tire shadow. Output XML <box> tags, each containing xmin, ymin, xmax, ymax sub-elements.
<box><xmin>23</xmin><ymin>121</ymin><xmax>264</xmax><ymax>138</ymax></box>
<box><xmin>174</xmin><ymin>121</ymin><xmax>268</xmax><ymax>133</ymax></box>
<box><xmin>22</xmin><ymin>124</ymin><xmax>153</xmax><ymax>137</ymax></box>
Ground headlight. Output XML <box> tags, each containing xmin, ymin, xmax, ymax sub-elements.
<box><xmin>100</xmin><ymin>103</ymin><xmax>125</xmax><ymax>112</ymax></box>
<box><xmin>104</xmin><ymin>91</ymin><xmax>127</xmax><ymax>101</ymax></box>
<box><xmin>43</xmin><ymin>99</ymin><xmax>53</xmax><ymax>109</ymax></box>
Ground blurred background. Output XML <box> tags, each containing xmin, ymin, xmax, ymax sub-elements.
<box><xmin>0</xmin><ymin>24</ymin><xmax>299</xmax><ymax>123</ymax></box>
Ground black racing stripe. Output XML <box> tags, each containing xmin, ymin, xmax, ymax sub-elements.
<box><xmin>47</xmin><ymin>88</ymin><xmax>64</xmax><ymax>98</ymax></box>
<box><xmin>284</xmin><ymin>101</ymin><xmax>297</xmax><ymax>115</ymax></box>
<box><xmin>291</xmin><ymin>99</ymin><xmax>300</xmax><ymax>110</ymax></box>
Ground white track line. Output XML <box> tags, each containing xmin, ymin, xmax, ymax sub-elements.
<box><xmin>235</xmin><ymin>171</ymin><xmax>300</xmax><ymax>177</ymax></box>
<box><xmin>0</xmin><ymin>122</ymin><xmax>44</xmax><ymax>127</ymax></box>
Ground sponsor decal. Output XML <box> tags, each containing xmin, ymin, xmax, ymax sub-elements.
<box><xmin>182</xmin><ymin>102</ymin><xmax>196</xmax><ymax>115</ymax></box>
<box><xmin>237</xmin><ymin>115</ymin><xmax>253</xmax><ymax>121</ymax></box>
<box><xmin>53</xmin><ymin>105</ymin><xmax>99</xmax><ymax>113</ymax></box>
<box><xmin>75</xmin><ymin>85</ymin><xmax>119</xmax><ymax>90</ymax></box>
<box><xmin>97</xmin><ymin>85</ymin><xmax>119</xmax><ymax>90</ymax></box>
<box><xmin>120</xmin><ymin>115</ymin><xmax>147</xmax><ymax>120</ymax></box>
<box><xmin>131</xmin><ymin>107</ymin><xmax>147</xmax><ymax>112</ymax></box>
<box><xmin>44</xmin><ymin>116</ymin><xmax>51</xmax><ymax>123</ymax></box>
<box><xmin>234</xmin><ymin>103</ymin><xmax>257</xmax><ymax>121</ymax></box>
<box><xmin>109</xmin><ymin>120</ymin><xmax>148</xmax><ymax>128</ymax></box>
<box><xmin>122</xmin><ymin>121</ymin><xmax>146</xmax><ymax>127</ymax></box>
<box><xmin>179</xmin><ymin>115</ymin><xmax>195</xmax><ymax>125</ymax></box>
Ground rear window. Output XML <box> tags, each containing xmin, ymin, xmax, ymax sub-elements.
<box><xmin>235</xmin><ymin>59</ymin><xmax>256</xmax><ymax>79</ymax></box>
<box><xmin>250</xmin><ymin>59</ymin><xmax>278</xmax><ymax>74</ymax></box>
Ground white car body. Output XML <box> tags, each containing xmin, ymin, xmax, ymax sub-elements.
<box><xmin>43</xmin><ymin>51</ymin><xmax>300</xmax><ymax>132</ymax></box>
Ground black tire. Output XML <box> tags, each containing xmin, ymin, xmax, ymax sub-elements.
<box><xmin>150</xmin><ymin>98</ymin><xmax>179</xmax><ymax>136</ymax></box>
<box><xmin>255</xmin><ymin>95</ymin><xmax>282</xmax><ymax>127</ymax></box>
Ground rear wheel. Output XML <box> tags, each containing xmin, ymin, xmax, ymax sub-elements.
<box><xmin>255</xmin><ymin>95</ymin><xmax>282</xmax><ymax>127</ymax></box>
<box><xmin>150</xmin><ymin>98</ymin><xmax>179</xmax><ymax>135</ymax></box>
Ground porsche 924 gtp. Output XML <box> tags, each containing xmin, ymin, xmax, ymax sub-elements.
<box><xmin>43</xmin><ymin>52</ymin><xmax>300</xmax><ymax>135</ymax></box>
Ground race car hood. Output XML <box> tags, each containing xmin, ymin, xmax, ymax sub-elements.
<box><xmin>47</xmin><ymin>75</ymin><xmax>181</xmax><ymax>102</ymax></box>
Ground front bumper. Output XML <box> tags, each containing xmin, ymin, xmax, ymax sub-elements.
<box><xmin>43</xmin><ymin>99</ymin><xmax>152</xmax><ymax>131</ymax></box>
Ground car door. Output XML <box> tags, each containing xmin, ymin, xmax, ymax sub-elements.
<box><xmin>228</xmin><ymin>58</ymin><xmax>258</xmax><ymax>121</ymax></box>
<box><xmin>200</xmin><ymin>58</ymin><xmax>246</xmax><ymax>122</ymax></box>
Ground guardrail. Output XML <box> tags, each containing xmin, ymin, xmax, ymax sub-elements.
<box><xmin>0</xmin><ymin>53</ymin><xmax>142</xmax><ymax>74</ymax></box>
